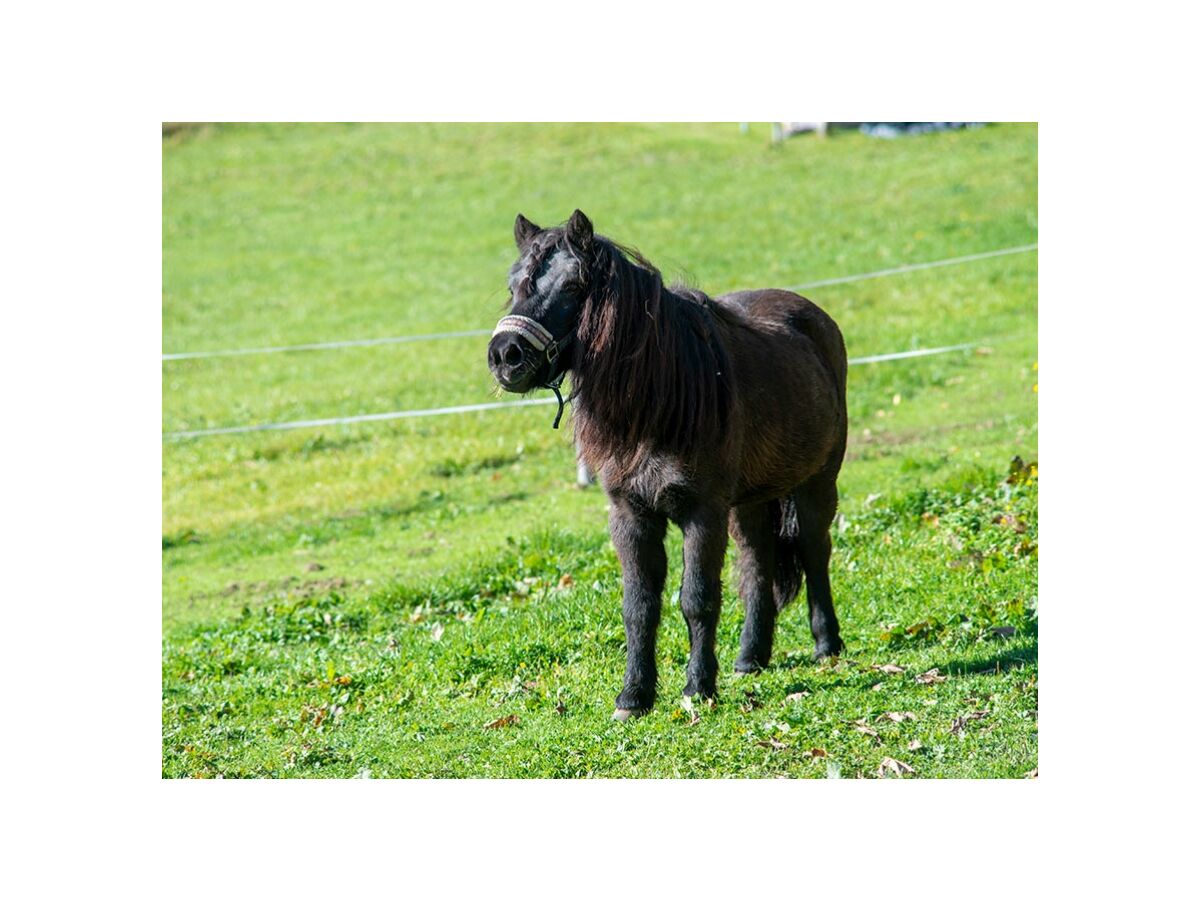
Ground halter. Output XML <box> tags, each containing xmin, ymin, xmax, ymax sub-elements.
<box><xmin>491</xmin><ymin>314</ymin><xmax>574</xmax><ymax>428</ymax></box>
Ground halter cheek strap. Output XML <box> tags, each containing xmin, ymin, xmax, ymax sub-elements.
<box><xmin>492</xmin><ymin>314</ymin><xmax>573</xmax><ymax>428</ymax></box>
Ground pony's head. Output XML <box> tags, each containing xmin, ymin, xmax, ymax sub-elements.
<box><xmin>488</xmin><ymin>210</ymin><xmax>594</xmax><ymax>393</ymax></box>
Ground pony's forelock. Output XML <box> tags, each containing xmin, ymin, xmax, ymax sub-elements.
<box><xmin>511</xmin><ymin>228</ymin><xmax>590</xmax><ymax>306</ymax></box>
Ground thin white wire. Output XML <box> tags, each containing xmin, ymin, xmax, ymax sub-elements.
<box><xmin>165</xmin><ymin>398</ymin><xmax>558</xmax><ymax>439</ymax></box>
<box><xmin>785</xmin><ymin>243</ymin><xmax>1037</xmax><ymax>291</ymax></box>
<box><xmin>164</xmin><ymin>338</ymin><xmax>1016</xmax><ymax>440</ymax></box>
<box><xmin>161</xmin><ymin>243</ymin><xmax>1037</xmax><ymax>361</ymax></box>
<box><xmin>161</xmin><ymin>329</ymin><xmax>492</xmax><ymax>361</ymax></box>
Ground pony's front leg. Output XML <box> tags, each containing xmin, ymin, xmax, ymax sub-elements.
<box><xmin>679</xmin><ymin>506</ymin><xmax>730</xmax><ymax>701</ymax></box>
<box><xmin>609</xmin><ymin>497</ymin><xmax>668</xmax><ymax>719</ymax></box>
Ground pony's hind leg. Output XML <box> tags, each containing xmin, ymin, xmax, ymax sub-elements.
<box><xmin>609</xmin><ymin>496</ymin><xmax>669</xmax><ymax>717</ymax></box>
<box><xmin>796</xmin><ymin>479</ymin><xmax>844</xmax><ymax>659</ymax></box>
<box><xmin>730</xmin><ymin>502</ymin><xmax>777</xmax><ymax>673</ymax></box>
<box><xmin>679</xmin><ymin>505</ymin><xmax>730</xmax><ymax>700</ymax></box>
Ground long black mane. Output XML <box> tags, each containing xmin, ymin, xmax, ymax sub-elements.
<box><xmin>572</xmin><ymin>235</ymin><xmax>733</xmax><ymax>472</ymax></box>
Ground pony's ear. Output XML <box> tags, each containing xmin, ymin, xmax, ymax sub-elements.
<box><xmin>514</xmin><ymin>213</ymin><xmax>542</xmax><ymax>247</ymax></box>
<box><xmin>567</xmin><ymin>209</ymin><xmax>593</xmax><ymax>249</ymax></box>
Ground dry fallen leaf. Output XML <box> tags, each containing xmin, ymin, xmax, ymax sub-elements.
<box><xmin>852</xmin><ymin>717</ymin><xmax>880</xmax><ymax>739</ymax></box>
<box><xmin>805</xmin><ymin>748</ymin><xmax>828</xmax><ymax>759</ymax></box>
<box><xmin>824</xmin><ymin>657</ymin><xmax>858</xmax><ymax>669</ymax></box>
<box><xmin>756</xmin><ymin>738</ymin><xmax>787</xmax><ymax>751</ymax></box>
<box><xmin>915</xmin><ymin>668</ymin><xmax>947</xmax><ymax>685</ymax></box>
<box><xmin>949</xmin><ymin>710</ymin><xmax>990</xmax><ymax>735</ymax></box>
<box><xmin>992</xmin><ymin>513</ymin><xmax>1028</xmax><ymax>534</ymax></box>
<box><xmin>878</xmin><ymin>757</ymin><xmax>915</xmax><ymax>778</ymax></box>
<box><xmin>871</xmin><ymin>664</ymin><xmax>906</xmax><ymax>675</ymax></box>
<box><xmin>785</xmin><ymin>691</ymin><xmax>810</xmax><ymax>703</ymax></box>
<box><xmin>1024</xmin><ymin>767</ymin><xmax>1038</xmax><ymax>779</ymax></box>
<box><xmin>879</xmin><ymin>711</ymin><xmax>917</xmax><ymax>724</ymax></box>
<box><xmin>558</xmin><ymin>573</ymin><xmax>575</xmax><ymax>589</ymax></box>
<box><xmin>680</xmin><ymin>695</ymin><xmax>710</xmax><ymax>725</ymax></box>
<box><xmin>484</xmin><ymin>714</ymin><xmax>519</xmax><ymax>729</ymax></box>
<box><xmin>907</xmin><ymin>739</ymin><xmax>923</xmax><ymax>751</ymax></box>
<box><xmin>430</xmin><ymin>622</ymin><xmax>444</xmax><ymax>642</ymax></box>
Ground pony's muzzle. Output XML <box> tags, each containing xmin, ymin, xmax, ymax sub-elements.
<box><xmin>488</xmin><ymin>332</ymin><xmax>536</xmax><ymax>392</ymax></box>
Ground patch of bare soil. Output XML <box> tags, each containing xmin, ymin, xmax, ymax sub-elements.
<box><xmin>213</xmin><ymin>575</ymin><xmax>356</xmax><ymax>600</ymax></box>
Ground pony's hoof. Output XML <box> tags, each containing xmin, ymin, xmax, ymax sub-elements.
<box><xmin>612</xmin><ymin>708</ymin><xmax>649</xmax><ymax>722</ymax></box>
<box><xmin>813</xmin><ymin>642</ymin><xmax>844</xmax><ymax>661</ymax></box>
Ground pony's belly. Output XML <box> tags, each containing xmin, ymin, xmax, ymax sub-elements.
<box><xmin>599</xmin><ymin>437</ymin><xmax>834</xmax><ymax>516</ymax></box>
<box><xmin>732</xmin><ymin>455</ymin><xmax>834</xmax><ymax>506</ymax></box>
<box><xmin>732</xmin><ymin>484</ymin><xmax>789</xmax><ymax>506</ymax></box>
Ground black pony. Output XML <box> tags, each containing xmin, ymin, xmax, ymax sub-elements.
<box><xmin>488</xmin><ymin>211</ymin><xmax>848</xmax><ymax>720</ymax></box>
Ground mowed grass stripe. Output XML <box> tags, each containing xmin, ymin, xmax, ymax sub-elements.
<box><xmin>161</xmin><ymin>243</ymin><xmax>1036</xmax><ymax>361</ymax></box>
<box><xmin>163</xmin><ymin>332</ymin><xmax>1036</xmax><ymax>625</ymax></box>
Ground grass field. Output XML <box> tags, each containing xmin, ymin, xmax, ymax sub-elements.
<box><xmin>162</xmin><ymin>122</ymin><xmax>1037</xmax><ymax>778</ymax></box>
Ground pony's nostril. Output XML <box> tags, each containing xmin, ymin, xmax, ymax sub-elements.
<box><xmin>504</xmin><ymin>344</ymin><xmax>524</xmax><ymax>367</ymax></box>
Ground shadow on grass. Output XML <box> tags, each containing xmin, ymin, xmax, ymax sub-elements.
<box><xmin>943</xmin><ymin>640</ymin><xmax>1038</xmax><ymax>677</ymax></box>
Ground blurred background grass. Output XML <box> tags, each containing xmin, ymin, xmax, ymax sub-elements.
<box><xmin>163</xmin><ymin>122</ymin><xmax>1035</xmax><ymax>623</ymax></box>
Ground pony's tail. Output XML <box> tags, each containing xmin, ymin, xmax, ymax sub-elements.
<box><xmin>771</xmin><ymin>493</ymin><xmax>805</xmax><ymax>611</ymax></box>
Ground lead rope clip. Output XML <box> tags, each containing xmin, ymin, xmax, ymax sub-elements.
<box><xmin>547</xmin><ymin>373</ymin><xmax>566</xmax><ymax>429</ymax></box>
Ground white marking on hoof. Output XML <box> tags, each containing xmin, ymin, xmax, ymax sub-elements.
<box><xmin>612</xmin><ymin>708</ymin><xmax>647</xmax><ymax>722</ymax></box>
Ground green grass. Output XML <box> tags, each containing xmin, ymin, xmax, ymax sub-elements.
<box><xmin>163</xmin><ymin>122</ymin><xmax>1037</xmax><ymax>777</ymax></box>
